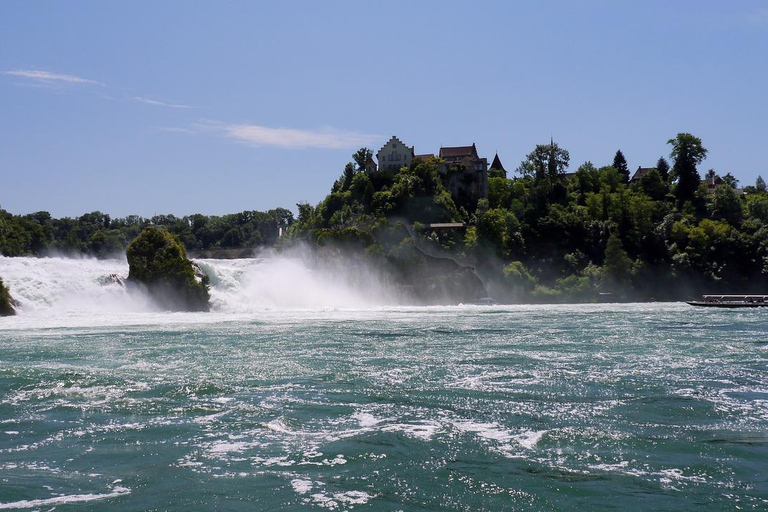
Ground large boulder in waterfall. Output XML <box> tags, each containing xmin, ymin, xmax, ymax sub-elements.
<box><xmin>0</xmin><ymin>277</ymin><xmax>15</xmax><ymax>316</ymax></box>
<box><xmin>126</xmin><ymin>227</ymin><xmax>210</xmax><ymax>312</ymax></box>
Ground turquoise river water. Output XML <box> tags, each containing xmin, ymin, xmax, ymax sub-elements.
<box><xmin>0</xmin><ymin>257</ymin><xmax>767</xmax><ymax>510</ymax></box>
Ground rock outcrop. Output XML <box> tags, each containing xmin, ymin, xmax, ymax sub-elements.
<box><xmin>126</xmin><ymin>226</ymin><xmax>210</xmax><ymax>312</ymax></box>
<box><xmin>0</xmin><ymin>277</ymin><xmax>15</xmax><ymax>316</ymax></box>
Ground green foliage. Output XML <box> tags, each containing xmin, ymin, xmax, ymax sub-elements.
<box><xmin>0</xmin><ymin>277</ymin><xmax>15</xmax><ymax>316</ymax></box>
<box><xmin>126</xmin><ymin>227</ymin><xmax>210</xmax><ymax>312</ymax></box>
<box><xmin>503</xmin><ymin>261</ymin><xmax>537</xmax><ymax>292</ymax></box>
<box><xmin>747</xmin><ymin>196</ymin><xmax>768</xmax><ymax>223</ymax></box>
<box><xmin>0</xmin><ymin>206</ymin><xmax>293</xmax><ymax>258</ymax></box>
<box><xmin>488</xmin><ymin>177</ymin><xmax>513</xmax><ymax>209</ymax></box>
<box><xmin>572</xmin><ymin>162</ymin><xmax>601</xmax><ymax>201</ymax></box>
<box><xmin>708</xmin><ymin>185</ymin><xmax>743</xmax><ymax>225</ymax></box>
<box><xmin>721</xmin><ymin>172</ymin><xmax>739</xmax><ymax>188</ymax></box>
<box><xmin>756</xmin><ymin>175</ymin><xmax>767</xmax><ymax>193</ymax></box>
<box><xmin>477</xmin><ymin>208</ymin><xmax>521</xmax><ymax>257</ymax></box>
<box><xmin>599</xmin><ymin>166</ymin><xmax>623</xmax><ymax>192</ymax></box>
<box><xmin>639</xmin><ymin>168</ymin><xmax>668</xmax><ymax>201</ymax></box>
<box><xmin>669</xmin><ymin>133</ymin><xmax>708</xmax><ymax>205</ymax></box>
<box><xmin>353</xmin><ymin>147</ymin><xmax>373</xmax><ymax>172</ymax></box>
<box><xmin>656</xmin><ymin>157</ymin><xmax>670</xmax><ymax>182</ymax></box>
<box><xmin>613</xmin><ymin>150</ymin><xmax>630</xmax><ymax>183</ymax></box>
<box><xmin>516</xmin><ymin>140</ymin><xmax>570</xmax><ymax>181</ymax></box>
<box><xmin>603</xmin><ymin>233</ymin><xmax>633</xmax><ymax>290</ymax></box>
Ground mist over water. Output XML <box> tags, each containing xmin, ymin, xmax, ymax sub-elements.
<box><xmin>1</xmin><ymin>256</ymin><xmax>768</xmax><ymax>510</ymax></box>
<box><xmin>199</xmin><ymin>254</ymin><xmax>401</xmax><ymax>312</ymax></box>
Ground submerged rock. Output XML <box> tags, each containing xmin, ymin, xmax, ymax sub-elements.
<box><xmin>0</xmin><ymin>277</ymin><xmax>16</xmax><ymax>316</ymax></box>
<box><xmin>126</xmin><ymin>226</ymin><xmax>210</xmax><ymax>312</ymax></box>
<box><xmin>98</xmin><ymin>273</ymin><xmax>126</xmax><ymax>287</ymax></box>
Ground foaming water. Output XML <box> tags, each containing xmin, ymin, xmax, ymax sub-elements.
<box><xmin>1</xmin><ymin>258</ymin><xmax>768</xmax><ymax>509</ymax></box>
<box><xmin>198</xmin><ymin>256</ymin><xmax>398</xmax><ymax>311</ymax></box>
<box><xmin>0</xmin><ymin>256</ymin><xmax>153</xmax><ymax>314</ymax></box>
<box><xmin>0</xmin><ymin>255</ymin><xmax>399</xmax><ymax>318</ymax></box>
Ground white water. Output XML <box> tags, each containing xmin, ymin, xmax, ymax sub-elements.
<box><xmin>0</xmin><ymin>255</ymin><xmax>397</xmax><ymax>317</ymax></box>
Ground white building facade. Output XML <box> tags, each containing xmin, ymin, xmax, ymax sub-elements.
<box><xmin>376</xmin><ymin>136</ymin><xmax>414</xmax><ymax>171</ymax></box>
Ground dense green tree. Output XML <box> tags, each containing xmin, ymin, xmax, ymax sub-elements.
<box><xmin>639</xmin><ymin>168</ymin><xmax>668</xmax><ymax>201</ymax></box>
<box><xmin>488</xmin><ymin>176</ymin><xmax>513</xmax><ymax>209</ymax></box>
<box><xmin>603</xmin><ymin>233</ymin><xmax>633</xmax><ymax>290</ymax></box>
<box><xmin>747</xmin><ymin>196</ymin><xmax>768</xmax><ymax>222</ymax></box>
<box><xmin>708</xmin><ymin>185</ymin><xmax>743</xmax><ymax>225</ymax></box>
<box><xmin>516</xmin><ymin>140</ymin><xmax>570</xmax><ymax>182</ymax></box>
<box><xmin>756</xmin><ymin>175</ymin><xmax>766</xmax><ymax>193</ymax></box>
<box><xmin>721</xmin><ymin>172</ymin><xmax>739</xmax><ymax>188</ymax></box>
<box><xmin>669</xmin><ymin>133</ymin><xmax>708</xmax><ymax>205</ymax></box>
<box><xmin>656</xmin><ymin>157</ymin><xmax>670</xmax><ymax>182</ymax></box>
<box><xmin>613</xmin><ymin>150</ymin><xmax>630</xmax><ymax>183</ymax></box>
<box><xmin>353</xmin><ymin>147</ymin><xmax>374</xmax><ymax>172</ymax></box>
<box><xmin>477</xmin><ymin>208</ymin><xmax>521</xmax><ymax>257</ymax></box>
<box><xmin>572</xmin><ymin>162</ymin><xmax>601</xmax><ymax>202</ymax></box>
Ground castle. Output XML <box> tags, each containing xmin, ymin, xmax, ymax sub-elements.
<box><xmin>371</xmin><ymin>136</ymin><xmax>505</xmax><ymax>205</ymax></box>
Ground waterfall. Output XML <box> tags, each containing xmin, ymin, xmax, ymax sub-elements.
<box><xmin>0</xmin><ymin>255</ymin><xmax>397</xmax><ymax>316</ymax></box>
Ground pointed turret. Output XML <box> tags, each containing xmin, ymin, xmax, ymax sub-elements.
<box><xmin>489</xmin><ymin>152</ymin><xmax>507</xmax><ymax>178</ymax></box>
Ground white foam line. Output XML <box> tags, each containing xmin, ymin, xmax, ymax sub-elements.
<box><xmin>0</xmin><ymin>486</ymin><xmax>130</xmax><ymax>509</ymax></box>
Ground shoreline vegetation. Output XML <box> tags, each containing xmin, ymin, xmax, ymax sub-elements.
<box><xmin>2</xmin><ymin>132</ymin><xmax>768</xmax><ymax>305</ymax></box>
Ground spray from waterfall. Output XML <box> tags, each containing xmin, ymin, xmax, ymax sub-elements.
<box><xmin>0</xmin><ymin>247</ymin><xmax>405</xmax><ymax>316</ymax></box>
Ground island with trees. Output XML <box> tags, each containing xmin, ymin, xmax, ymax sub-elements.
<box><xmin>126</xmin><ymin>226</ymin><xmax>211</xmax><ymax>312</ymax></box>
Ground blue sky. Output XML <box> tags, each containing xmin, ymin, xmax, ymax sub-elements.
<box><xmin>1</xmin><ymin>1</ymin><xmax>767</xmax><ymax>218</ymax></box>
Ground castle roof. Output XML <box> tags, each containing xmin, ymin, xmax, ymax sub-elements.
<box><xmin>630</xmin><ymin>166</ymin><xmax>655</xmax><ymax>182</ymax></box>
<box><xmin>489</xmin><ymin>153</ymin><xmax>506</xmax><ymax>172</ymax></box>
<box><xmin>439</xmin><ymin>143</ymin><xmax>478</xmax><ymax>159</ymax></box>
<box><xmin>377</xmin><ymin>136</ymin><xmax>412</xmax><ymax>155</ymax></box>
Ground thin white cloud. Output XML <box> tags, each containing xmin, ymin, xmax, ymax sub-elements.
<box><xmin>155</xmin><ymin>126</ymin><xmax>195</xmax><ymax>134</ymax></box>
<box><xmin>748</xmin><ymin>8</ymin><xmax>768</xmax><ymax>24</ymax></box>
<box><xmin>3</xmin><ymin>69</ymin><xmax>104</xmax><ymax>86</ymax></box>
<box><xmin>214</xmin><ymin>123</ymin><xmax>379</xmax><ymax>149</ymax></box>
<box><xmin>134</xmin><ymin>96</ymin><xmax>195</xmax><ymax>109</ymax></box>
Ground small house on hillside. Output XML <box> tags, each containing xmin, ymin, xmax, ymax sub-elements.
<box><xmin>630</xmin><ymin>166</ymin><xmax>655</xmax><ymax>182</ymax></box>
<box><xmin>705</xmin><ymin>174</ymin><xmax>724</xmax><ymax>192</ymax></box>
<box><xmin>364</xmin><ymin>156</ymin><xmax>378</xmax><ymax>173</ymax></box>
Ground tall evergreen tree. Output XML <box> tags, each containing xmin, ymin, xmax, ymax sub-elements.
<box><xmin>756</xmin><ymin>175</ymin><xmax>767</xmax><ymax>193</ymax></box>
<box><xmin>668</xmin><ymin>133</ymin><xmax>707</xmax><ymax>205</ymax></box>
<box><xmin>656</xmin><ymin>157</ymin><xmax>670</xmax><ymax>183</ymax></box>
<box><xmin>613</xmin><ymin>150</ymin><xmax>630</xmax><ymax>183</ymax></box>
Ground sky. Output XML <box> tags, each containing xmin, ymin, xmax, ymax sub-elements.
<box><xmin>1</xmin><ymin>1</ymin><xmax>767</xmax><ymax>218</ymax></box>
